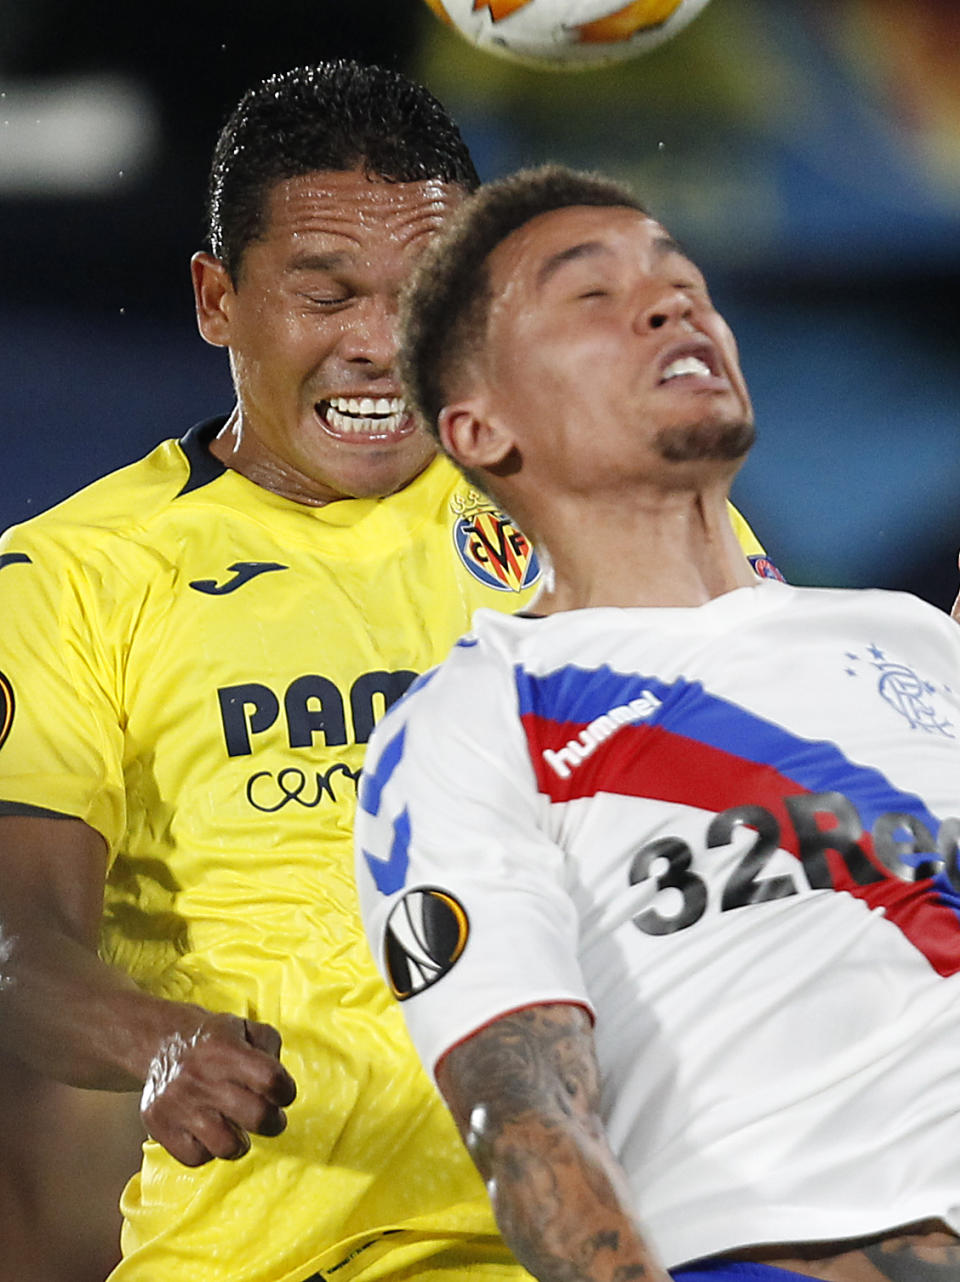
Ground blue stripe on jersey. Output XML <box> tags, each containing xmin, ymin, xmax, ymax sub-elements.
<box><xmin>359</xmin><ymin>724</ymin><xmax>407</xmax><ymax>818</ymax></box>
<box><xmin>673</xmin><ymin>1264</ymin><xmax>820</xmax><ymax>1281</ymax></box>
<box><xmin>514</xmin><ymin>663</ymin><xmax>944</xmax><ymax>838</ymax></box>
<box><xmin>358</xmin><ymin>669</ymin><xmax>443</xmax><ymax>897</ymax></box>
<box><xmin>363</xmin><ymin>806</ymin><xmax>411</xmax><ymax>896</ymax></box>
<box><xmin>359</xmin><ymin>722</ymin><xmax>412</xmax><ymax>895</ymax></box>
<box><xmin>358</xmin><ymin>668</ymin><xmax>440</xmax><ymax>817</ymax></box>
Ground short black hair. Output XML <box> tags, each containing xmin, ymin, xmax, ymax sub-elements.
<box><xmin>207</xmin><ymin>61</ymin><xmax>480</xmax><ymax>280</ymax></box>
<box><xmin>399</xmin><ymin>165</ymin><xmax>648</xmax><ymax>439</ymax></box>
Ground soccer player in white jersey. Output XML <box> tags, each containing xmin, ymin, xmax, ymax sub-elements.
<box><xmin>355</xmin><ymin>165</ymin><xmax>960</xmax><ymax>1282</ymax></box>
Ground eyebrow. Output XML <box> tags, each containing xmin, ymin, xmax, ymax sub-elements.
<box><xmin>535</xmin><ymin>240</ymin><xmax>613</xmax><ymax>290</ymax></box>
<box><xmin>534</xmin><ymin>231</ymin><xmax>694</xmax><ymax>292</ymax></box>
<box><xmin>651</xmin><ymin>234</ymin><xmax>689</xmax><ymax>262</ymax></box>
<box><xmin>286</xmin><ymin>251</ymin><xmax>355</xmax><ymax>274</ymax></box>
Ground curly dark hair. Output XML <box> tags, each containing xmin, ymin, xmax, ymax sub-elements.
<box><xmin>206</xmin><ymin>61</ymin><xmax>480</xmax><ymax>280</ymax></box>
<box><xmin>398</xmin><ymin>165</ymin><xmax>648</xmax><ymax>441</ymax></box>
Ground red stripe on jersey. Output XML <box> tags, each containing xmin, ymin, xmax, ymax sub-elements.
<box><xmin>523</xmin><ymin>713</ymin><xmax>960</xmax><ymax>976</ymax></box>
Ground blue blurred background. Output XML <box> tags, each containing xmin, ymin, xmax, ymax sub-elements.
<box><xmin>1</xmin><ymin>0</ymin><xmax>958</xmax><ymax>603</ymax></box>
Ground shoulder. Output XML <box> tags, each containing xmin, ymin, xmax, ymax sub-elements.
<box><xmin>367</xmin><ymin>631</ymin><xmax>499</xmax><ymax>731</ymax></box>
<box><xmin>790</xmin><ymin>583</ymin><xmax>947</xmax><ymax>620</ymax></box>
<box><xmin>782</xmin><ymin>583</ymin><xmax>960</xmax><ymax>650</ymax></box>
<box><xmin>2</xmin><ymin>447</ymin><xmax>181</xmax><ymax>552</ymax></box>
<box><xmin>365</xmin><ymin>615</ymin><xmax>527</xmax><ymax>762</ymax></box>
<box><xmin>860</xmin><ymin>586</ymin><xmax>960</xmax><ymax>640</ymax></box>
<box><xmin>0</xmin><ymin>420</ymin><xmax>224</xmax><ymax>573</ymax></box>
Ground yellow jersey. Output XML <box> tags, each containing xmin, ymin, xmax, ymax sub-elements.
<box><xmin>0</xmin><ymin>419</ymin><xmax>766</xmax><ymax>1282</ymax></box>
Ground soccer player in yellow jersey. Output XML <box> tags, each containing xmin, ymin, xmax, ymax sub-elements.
<box><xmin>0</xmin><ymin>63</ymin><xmax>771</xmax><ymax>1282</ymax></box>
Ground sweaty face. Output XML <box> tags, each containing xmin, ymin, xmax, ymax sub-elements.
<box><xmin>216</xmin><ymin>169</ymin><xmax>465</xmax><ymax>503</ymax></box>
<box><xmin>480</xmin><ymin>206</ymin><xmax>754</xmax><ymax>493</ymax></box>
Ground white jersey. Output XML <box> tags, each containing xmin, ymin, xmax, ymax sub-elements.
<box><xmin>355</xmin><ymin>580</ymin><xmax>960</xmax><ymax>1269</ymax></box>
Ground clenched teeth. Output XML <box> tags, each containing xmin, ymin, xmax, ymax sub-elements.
<box><xmin>321</xmin><ymin>396</ymin><xmax>407</xmax><ymax>434</ymax></box>
<box><xmin>661</xmin><ymin>356</ymin><xmax>712</xmax><ymax>382</ymax></box>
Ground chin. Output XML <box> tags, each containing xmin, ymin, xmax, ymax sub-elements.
<box><xmin>655</xmin><ymin>417</ymin><xmax>755</xmax><ymax>464</ymax></box>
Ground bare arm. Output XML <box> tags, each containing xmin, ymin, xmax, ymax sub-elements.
<box><xmin>436</xmin><ymin>1003</ymin><xmax>670</xmax><ymax>1282</ymax></box>
<box><xmin>0</xmin><ymin>814</ymin><xmax>296</xmax><ymax>1165</ymax></box>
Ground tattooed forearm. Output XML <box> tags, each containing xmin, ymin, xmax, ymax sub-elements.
<box><xmin>861</xmin><ymin>1232</ymin><xmax>960</xmax><ymax>1282</ymax></box>
<box><xmin>749</xmin><ymin>1223</ymin><xmax>960</xmax><ymax>1281</ymax></box>
<box><xmin>437</xmin><ymin>1004</ymin><xmax>670</xmax><ymax>1282</ymax></box>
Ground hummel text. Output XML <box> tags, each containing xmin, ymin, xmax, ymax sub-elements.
<box><xmin>543</xmin><ymin>692</ymin><xmax>662</xmax><ymax>779</ymax></box>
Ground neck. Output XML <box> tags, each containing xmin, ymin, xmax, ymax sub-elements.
<box><xmin>209</xmin><ymin>410</ymin><xmax>332</xmax><ymax>507</ymax></box>
<box><xmin>526</xmin><ymin>480</ymin><xmax>758</xmax><ymax>613</ymax></box>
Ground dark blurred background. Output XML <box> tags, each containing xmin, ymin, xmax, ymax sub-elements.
<box><xmin>1</xmin><ymin>0</ymin><xmax>958</xmax><ymax>604</ymax></box>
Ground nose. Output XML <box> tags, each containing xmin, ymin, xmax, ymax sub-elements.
<box><xmin>337</xmin><ymin>295</ymin><xmax>398</xmax><ymax>372</ymax></box>
<box><xmin>639</xmin><ymin>286</ymin><xmax>695</xmax><ymax>333</ymax></box>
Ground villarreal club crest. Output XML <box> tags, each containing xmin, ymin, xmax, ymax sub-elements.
<box><xmin>451</xmin><ymin>491</ymin><xmax>541</xmax><ymax>593</ymax></box>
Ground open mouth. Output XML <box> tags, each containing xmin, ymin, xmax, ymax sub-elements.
<box><xmin>657</xmin><ymin>342</ymin><xmax>725</xmax><ymax>387</ymax></box>
<box><xmin>316</xmin><ymin>396</ymin><xmax>414</xmax><ymax>441</ymax></box>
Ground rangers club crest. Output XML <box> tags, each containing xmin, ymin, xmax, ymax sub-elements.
<box><xmin>451</xmin><ymin>491</ymin><xmax>541</xmax><ymax>593</ymax></box>
<box><xmin>844</xmin><ymin>643</ymin><xmax>955</xmax><ymax>738</ymax></box>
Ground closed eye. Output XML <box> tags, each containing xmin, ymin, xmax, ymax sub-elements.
<box><xmin>299</xmin><ymin>291</ymin><xmax>352</xmax><ymax>308</ymax></box>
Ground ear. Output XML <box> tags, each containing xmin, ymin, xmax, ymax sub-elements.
<box><xmin>439</xmin><ymin>401</ymin><xmax>515</xmax><ymax>474</ymax></box>
<box><xmin>191</xmin><ymin>252</ymin><xmax>235</xmax><ymax>349</ymax></box>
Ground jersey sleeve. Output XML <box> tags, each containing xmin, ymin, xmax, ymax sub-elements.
<box><xmin>355</xmin><ymin>645</ymin><xmax>593</xmax><ymax>1080</ymax></box>
<box><xmin>0</xmin><ymin>523</ymin><xmax>128</xmax><ymax>854</ymax></box>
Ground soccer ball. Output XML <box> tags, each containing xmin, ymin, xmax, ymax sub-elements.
<box><xmin>420</xmin><ymin>0</ymin><xmax>713</xmax><ymax>70</ymax></box>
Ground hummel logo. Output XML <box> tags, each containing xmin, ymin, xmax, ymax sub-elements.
<box><xmin>543</xmin><ymin>691</ymin><xmax>662</xmax><ymax>780</ymax></box>
<box><xmin>0</xmin><ymin>553</ymin><xmax>32</xmax><ymax>571</ymax></box>
<box><xmin>189</xmin><ymin>561</ymin><xmax>289</xmax><ymax>595</ymax></box>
